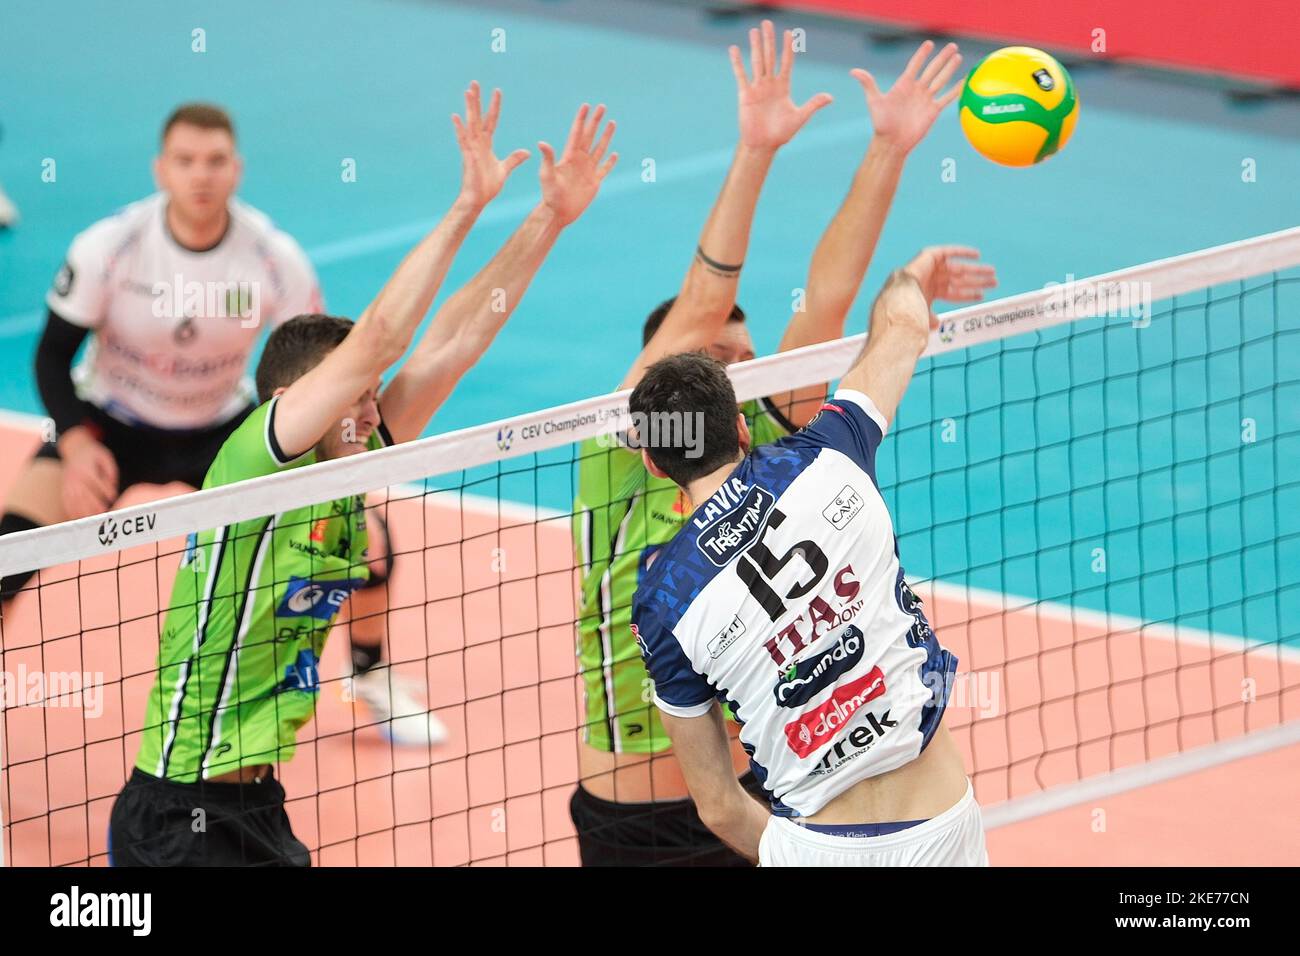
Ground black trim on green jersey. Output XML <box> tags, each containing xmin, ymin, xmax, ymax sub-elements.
<box><xmin>759</xmin><ymin>394</ymin><xmax>799</xmax><ymax>436</ymax></box>
<box><xmin>598</xmin><ymin>486</ymin><xmax>639</xmax><ymax>750</ymax></box>
<box><xmin>160</xmin><ymin>526</ymin><xmax>229</xmax><ymax>777</ymax></box>
<box><xmin>264</xmin><ymin>395</ymin><xmax>296</xmax><ymax>466</ymax></box>
<box><xmin>199</xmin><ymin>515</ymin><xmax>274</xmax><ymax>777</ymax></box>
<box><xmin>376</xmin><ymin>418</ymin><xmax>394</xmax><ymax>448</ymax></box>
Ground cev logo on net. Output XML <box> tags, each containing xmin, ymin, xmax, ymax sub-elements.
<box><xmin>98</xmin><ymin>513</ymin><xmax>156</xmax><ymax>547</ymax></box>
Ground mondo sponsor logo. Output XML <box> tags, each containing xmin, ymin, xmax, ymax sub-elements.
<box><xmin>773</xmin><ymin>625</ymin><xmax>864</xmax><ymax>708</ymax></box>
<box><xmin>783</xmin><ymin>665</ymin><xmax>886</xmax><ymax>758</ymax></box>
<box><xmin>276</xmin><ymin>576</ymin><xmax>364</xmax><ymax>620</ymax></box>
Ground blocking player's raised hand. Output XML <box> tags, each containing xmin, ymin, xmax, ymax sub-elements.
<box><xmin>904</xmin><ymin>245</ymin><xmax>997</xmax><ymax>318</ymax></box>
<box><xmin>537</xmin><ymin>103</ymin><xmax>618</xmax><ymax>227</ymax></box>
<box><xmin>731</xmin><ymin>19</ymin><xmax>832</xmax><ymax>151</ymax></box>
<box><xmin>452</xmin><ymin>82</ymin><xmax>531</xmax><ymax>209</ymax></box>
<box><xmin>851</xmin><ymin>40</ymin><xmax>963</xmax><ymax>154</ymax></box>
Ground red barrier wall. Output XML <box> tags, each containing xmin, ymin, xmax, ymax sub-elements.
<box><xmin>768</xmin><ymin>0</ymin><xmax>1300</xmax><ymax>88</ymax></box>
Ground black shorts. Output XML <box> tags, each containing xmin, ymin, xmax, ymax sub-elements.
<box><xmin>569</xmin><ymin>772</ymin><xmax>766</xmax><ymax>867</ymax></box>
<box><xmin>108</xmin><ymin>767</ymin><xmax>309</xmax><ymax>867</ymax></box>
<box><xmin>37</xmin><ymin>403</ymin><xmax>254</xmax><ymax>490</ymax></box>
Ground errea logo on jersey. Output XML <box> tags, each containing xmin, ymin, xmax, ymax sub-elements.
<box><xmin>276</xmin><ymin>576</ymin><xmax>364</xmax><ymax>620</ymax></box>
<box><xmin>694</xmin><ymin>479</ymin><xmax>775</xmax><ymax>567</ymax></box>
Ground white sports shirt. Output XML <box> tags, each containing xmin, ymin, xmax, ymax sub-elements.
<box><xmin>46</xmin><ymin>193</ymin><xmax>322</xmax><ymax>430</ymax></box>
<box><xmin>632</xmin><ymin>390</ymin><xmax>958</xmax><ymax>818</ymax></box>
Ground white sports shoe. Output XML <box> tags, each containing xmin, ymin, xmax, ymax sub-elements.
<box><xmin>0</xmin><ymin>181</ymin><xmax>17</xmax><ymax>229</ymax></box>
<box><xmin>352</xmin><ymin>668</ymin><xmax>448</xmax><ymax>748</ymax></box>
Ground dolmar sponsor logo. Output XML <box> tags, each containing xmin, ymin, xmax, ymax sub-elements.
<box><xmin>784</xmin><ymin>666</ymin><xmax>886</xmax><ymax>758</ymax></box>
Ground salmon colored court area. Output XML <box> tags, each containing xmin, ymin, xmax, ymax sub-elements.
<box><xmin>1</xmin><ymin>420</ymin><xmax>1298</xmax><ymax>867</ymax></box>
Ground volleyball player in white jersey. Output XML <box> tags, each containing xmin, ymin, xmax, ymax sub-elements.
<box><xmin>0</xmin><ymin>103</ymin><xmax>441</xmax><ymax>746</ymax></box>
<box><xmin>628</xmin><ymin>250</ymin><xmax>989</xmax><ymax>866</ymax></box>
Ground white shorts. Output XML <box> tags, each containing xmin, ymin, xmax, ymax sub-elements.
<box><xmin>758</xmin><ymin>781</ymin><xmax>988</xmax><ymax>867</ymax></box>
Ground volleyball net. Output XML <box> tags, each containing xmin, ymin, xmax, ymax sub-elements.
<box><xmin>1</xmin><ymin>227</ymin><xmax>1297</xmax><ymax>866</ymax></box>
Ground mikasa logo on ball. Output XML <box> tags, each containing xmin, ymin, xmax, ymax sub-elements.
<box><xmin>981</xmin><ymin>102</ymin><xmax>1026</xmax><ymax>115</ymax></box>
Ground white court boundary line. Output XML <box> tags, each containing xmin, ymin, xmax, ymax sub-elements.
<box><xmin>1</xmin><ymin>226</ymin><xmax>1296</xmax><ymax>579</ymax></box>
<box><xmin>981</xmin><ymin>720</ymin><xmax>1300</xmax><ymax>830</ymax></box>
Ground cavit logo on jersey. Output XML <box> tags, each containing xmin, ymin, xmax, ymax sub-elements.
<box><xmin>773</xmin><ymin>625</ymin><xmax>864</xmax><ymax>708</ymax></box>
<box><xmin>821</xmin><ymin>485</ymin><xmax>864</xmax><ymax>531</ymax></box>
<box><xmin>694</xmin><ymin>479</ymin><xmax>775</xmax><ymax>567</ymax></box>
<box><xmin>784</xmin><ymin>665</ymin><xmax>886</xmax><ymax>758</ymax></box>
<box><xmin>276</xmin><ymin>576</ymin><xmax>365</xmax><ymax>620</ymax></box>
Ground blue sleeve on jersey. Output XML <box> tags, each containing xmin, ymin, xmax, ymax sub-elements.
<box><xmin>632</xmin><ymin>598</ymin><xmax>715</xmax><ymax>718</ymax></box>
<box><xmin>801</xmin><ymin>388</ymin><xmax>888</xmax><ymax>481</ymax></box>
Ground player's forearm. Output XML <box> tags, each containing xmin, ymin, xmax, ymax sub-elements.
<box><xmin>842</xmin><ymin>271</ymin><xmax>931</xmax><ymax>424</ymax></box>
<box><xmin>423</xmin><ymin>203</ymin><xmax>561</xmax><ymax>367</ymax></box>
<box><xmin>780</xmin><ymin>138</ymin><xmax>907</xmax><ymax>352</ymax></box>
<box><xmin>668</xmin><ymin>145</ymin><xmax>775</xmax><ymax>334</ymax></box>
<box><xmin>35</xmin><ymin>309</ymin><xmax>95</xmax><ymax>436</ymax></box>
<box><xmin>357</xmin><ymin>197</ymin><xmax>483</xmax><ymax>365</ymax></box>
<box><xmin>700</xmin><ymin>789</ymin><xmax>770</xmax><ymax>864</ymax></box>
<box><xmin>379</xmin><ymin>204</ymin><xmax>563</xmax><ymax>440</ymax></box>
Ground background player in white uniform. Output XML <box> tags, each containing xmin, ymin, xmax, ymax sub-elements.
<box><xmin>1</xmin><ymin>103</ymin><xmax>319</xmax><ymax>548</ymax></box>
<box><xmin>0</xmin><ymin>104</ymin><xmax>432</xmax><ymax>745</ymax></box>
<box><xmin>628</xmin><ymin>251</ymin><xmax>991</xmax><ymax>866</ymax></box>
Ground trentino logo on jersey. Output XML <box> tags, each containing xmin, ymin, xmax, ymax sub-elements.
<box><xmin>773</xmin><ymin>625</ymin><xmax>864</xmax><ymax>708</ymax></box>
<box><xmin>783</xmin><ymin>665</ymin><xmax>886</xmax><ymax>758</ymax></box>
<box><xmin>276</xmin><ymin>576</ymin><xmax>365</xmax><ymax>620</ymax></box>
<box><xmin>693</xmin><ymin>478</ymin><xmax>775</xmax><ymax>567</ymax></box>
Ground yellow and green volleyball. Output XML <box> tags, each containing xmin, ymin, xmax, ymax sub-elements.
<box><xmin>959</xmin><ymin>46</ymin><xmax>1079</xmax><ymax>167</ymax></box>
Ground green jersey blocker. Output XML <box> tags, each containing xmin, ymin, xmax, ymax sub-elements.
<box><xmin>137</xmin><ymin>396</ymin><xmax>388</xmax><ymax>782</ymax></box>
<box><xmin>573</xmin><ymin>397</ymin><xmax>794</xmax><ymax>753</ymax></box>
